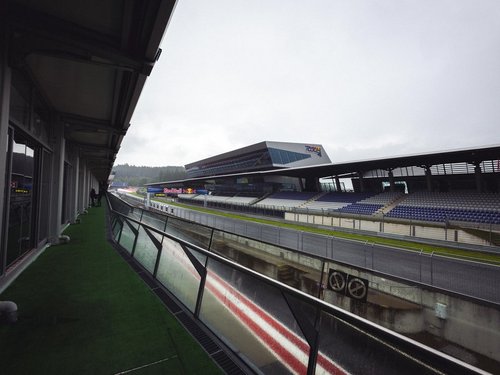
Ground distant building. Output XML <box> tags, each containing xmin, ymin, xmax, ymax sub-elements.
<box><xmin>185</xmin><ymin>141</ymin><xmax>331</xmax><ymax>178</ymax></box>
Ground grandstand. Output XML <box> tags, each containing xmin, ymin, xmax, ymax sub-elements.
<box><xmin>174</xmin><ymin>189</ymin><xmax>500</xmax><ymax>226</ymax></box>
<box><xmin>253</xmin><ymin>191</ymin><xmax>320</xmax><ymax>209</ymax></box>
<box><xmin>185</xmin><ymin>141</ymin><xmax>331</xmax><ymax>178</ymax></box>
<box><xmin>386</xmin><ymin>191</ymin><xmax>500</xmax><ymax>224</ymax></box>
<box><xmin>149</xmin><ymin>143</ymin><xmax>500</xmax><ymax>229</ymax></box>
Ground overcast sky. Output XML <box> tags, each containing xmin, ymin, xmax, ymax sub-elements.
<box><xmin>114</xmin><ymin>0</ymin><xmax>500</xmax><ymax>167</ymax></box>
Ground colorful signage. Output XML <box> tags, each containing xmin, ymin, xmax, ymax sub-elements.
<box><xmin>305</xmin><ymin>145</ymin><xmax>322</xmax><ymax>157</ymax></box>
<box><xmin>146</xmin><ymin>187</ymin><xmax>163</xmax><ymax>193</ymax></box>
<box><xmin>164</xmin><ymin>188</ymin><xmax>183</xmax><ymax>194</ymax></box>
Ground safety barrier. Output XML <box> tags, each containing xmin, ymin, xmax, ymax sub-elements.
<box><xmin>107</xmin><ymin>193</ymin><xmax>487</xmax><ymax>375</ymax></box>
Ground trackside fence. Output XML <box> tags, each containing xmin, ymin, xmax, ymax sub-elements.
<box><xmin>107</xmin><ymin>193</ymin><xmax>486</xmax><ymax>375</ymax></box>
<box><xmin>137</xmin><ymin>195</ymin><xmax>499</xmax><ymax>304</ymax></box>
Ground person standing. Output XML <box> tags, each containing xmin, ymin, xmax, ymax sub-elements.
<box><xmin>97</xmin><ymin>185</ymin><xmax>103</xmax><ymax>207</ymax></box>
<box><xmin>90</xmin><ymin>188</ymin><xmax>97</xmax><ymax>206</ymax></box>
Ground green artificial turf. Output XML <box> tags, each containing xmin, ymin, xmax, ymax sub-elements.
<box><xmin>0</xmin><ymin>206</ymin><xmax>222</xmax><ymax>375</ymax></box>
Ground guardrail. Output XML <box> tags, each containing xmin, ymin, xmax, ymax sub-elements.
<box><xmin>107</xmin><ymin>193</ymin><xmax>487</xmax><ymax>375</ymax></box>
<box><xmin>175</xmin><ymin>195</ymin><xmax>500</xmax><ymax>245</ymax></box>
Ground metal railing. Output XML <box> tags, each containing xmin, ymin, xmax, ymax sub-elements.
<box><xmin>107</xmin><ymin>193</ymin><xmax>487</xmax><ymax>375</ymax></box>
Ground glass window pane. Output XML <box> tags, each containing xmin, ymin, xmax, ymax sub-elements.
<box><xmin>210</xmin><ymin>230</ymin><xmax>323</xmax><ymax>296</ymax></box>
<box><xmin>118</xmin><ymin>220</ymin><xmax>138</xmax><ymax>253</ymax></box>
<box><xmin>37</xmin><ymin>150</ymin><xmax>51</xmax><ymax>242</ymax></box>
<box><xmin>133</xmin><ymin>227</ymin><xmax>160</xmax><ymax>274</ymax></box>
<box><xmin>165</xmin><ymin>217</ymin><xmax>212</xmax><ymax>248</ymax></box>
<box><xmin>6</xmin><ymin>137</ymin><xmax>35</xmax><ymax>267</ymax></box>
<box><xmin>141</xmin><ymin>210</ymin><xmax>167</xmax><ymax>231</ymax></box>
<box><xmin>199</xmin><ymin>259</ymin><xmax>310</xmax><ymax>374</ymax></box>
<box><xmin>156</xmin><ymin>237</ymin><xmax>201</xmax><ymax>312</ymax></box>
<box><xmin>316</xmin><ymin>310</ymin><xmax>433</xmax><ymax>374</ymax></box>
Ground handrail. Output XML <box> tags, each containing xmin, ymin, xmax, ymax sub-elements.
<box><xmin>118</xmin><ymin>192</ymin><xmax>500</xmax><ymax>308</ymax></box>
<box><xmin>106</xmin><ymin>193</ymin><xmax>488</xmax><ymax>374</ymax></box>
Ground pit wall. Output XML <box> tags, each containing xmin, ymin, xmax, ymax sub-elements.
<box><xmin>222</xmin><ymin>232</ymin><xmax>500</xmax><ymax>363</ymax></box>
<box><xmin>323</xmin><ymin>263</ymin><xmax>500</xmax><ymax>363</ymax></box>
<box><xmin>286</xmin><ymin>213</ymin><xmax>492</xmax><ymax>247</ymax></box>
<box><xmin>136</xmin><ymin>198</ymin><xmax>500</xmax><ymax>363</ymax></box>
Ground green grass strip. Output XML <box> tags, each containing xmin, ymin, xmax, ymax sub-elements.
<box><xmin>154</xmin><ymin>198</ymin><xmax>500</xmax><ymax>265</ymax></box>
<box><xmin>0</xmin><ymin>206</ymin><xmax>222</xmax><ymax>375</ymax></box>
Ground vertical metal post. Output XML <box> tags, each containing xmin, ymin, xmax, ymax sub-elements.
<box><xmin>330</xmin><ymin>236</ymin><xmax>334</xmax><ymax>259</ymax></box>
<box><xmin>419</xmin><ymin>249</ymin><xmax>423</xmax><ymax>282</ymax></box>
<box><xmin>130</xmin><ymin>223</ymin><xmax>140</xmax><ymax>257</ymax></box>
<box><xmin>194</xmin><ymin>257</ymin><xmax>208</xmax><ymax>319</ymax></box>
<box><xmin>371</xmin><ymin>243</ymin><xmax>374</xmax><ymax>269</ymax></box>
<box><xmin>490</xmin><ymin>223</ymin><xmax>492</xmax><ymax>245</ymax></box>
<box><xmin>208</xmin><ymin>228</ymin><xmax>215</xmax><ymax>252</ymax></box>
<box><xmin>430</xmin><ymin>251</ymin><xmax>434</xmax><ymax>286</ymax></box>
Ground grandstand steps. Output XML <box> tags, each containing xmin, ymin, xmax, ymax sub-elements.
<box><xmin>380</xmin><ymin>194</ymin><xmax>408</xmax><ymax>215</ymax></box>
<box><xmin>492</xmin><ymin>232</ymin><xmax>500</xmax><ymax>247</ymax></box>
<box><xmin>299</xmin><ymin>191</ymin><xmax>327</xmax><ymax>207</ymax></box>
<box><xmin>459</xmin><ymin>227</ymin><xmax>500</xmax><ymax>247</ymax></box>
<box><xmin>249</xmin><ymin>192</ymin><xmax>272</xmax><ymax>205</ymax></box>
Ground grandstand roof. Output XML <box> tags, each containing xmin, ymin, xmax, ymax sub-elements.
<box><xmin>266</xmin><ymin>143</ymin><xmax>500</xmax><ymax>179</ymax></box>
<box><xmin>147</xmin><ymin>143</ymin><xmax>500</xmax><ymax>186</ymax></box>
<box><xmin>184</xmin><ymin>140</ymin><xmax>331</xmax><ymax>178</ymax></box>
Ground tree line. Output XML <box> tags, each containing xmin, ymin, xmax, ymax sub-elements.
<box><xmin>112</xmin><ymin>164</ymin><xmax>186</xmax><ymax>187</ymax></box>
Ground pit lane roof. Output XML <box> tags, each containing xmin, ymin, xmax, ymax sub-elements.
<box><xmin>7</xmin><ymin>0</ymin><xmax>177</xmax><ymax>181</ymax></box>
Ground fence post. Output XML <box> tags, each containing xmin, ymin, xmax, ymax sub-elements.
<box><xmin>490</xmin><ymin>222</ymin><xmax>493</xmax><ymax>246</ymax></box>
<box><xmin>430</xmin><ymin>251</ymin><xmax>434</xmax><ymax>286</ymax></box>
<box><xmin>371</xmin><ymin>243</ymin><xmax>375</xmax><ymax>270</ymax></box>
<box><xmin>419</xmin><ymin>249</ymin><xmax>423</xmax><ymax>282</ymax></box>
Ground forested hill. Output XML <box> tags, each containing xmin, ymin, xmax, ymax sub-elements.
<box><xmin>112</xmin><ymin>164</ymin><xmax>186</xmax><ymax>186</ymax></box>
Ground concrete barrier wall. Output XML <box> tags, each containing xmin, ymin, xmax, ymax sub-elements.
<box><xmin>414</xmin><ymin>225</ymin><xmax>443</xmax><ymax>240</ymax></box>
<box><xmin>360</xmin><ymin>220</ymin><xmax>380</xmax><ymax>232</ymax></box>
<box><xmin>284</xmin><ymin>212</ymin><xmax>489</xmax><ymax>247</ymax></box>
<box><xmin>224</xmin><ymin>233</ymin><xmax>500</xmax><ymax>362</ymax></box>
<box><xmin>457</xmin><ymin>230</ymin><xmax>490</xmax><ymax>246</ymax></box>
<box><xmin>384</xmin><ymin>222</ymin><xmax>412</xmax><ymax>236</ymax></box>
<box><xmin>324</xmin><ymin>262</ymin><xmax>500</xmax><ymax>362</ymax></box>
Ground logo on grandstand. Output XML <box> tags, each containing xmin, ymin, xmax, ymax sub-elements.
<box><xmin>164</xmin><ymin>188</ymin><xmax>183</xmax><ymax>194</ymax></box>
<box><xmin>305</xmin><ymin>145</ymin><xmax>322</xmax><ymax>157</ymax></box>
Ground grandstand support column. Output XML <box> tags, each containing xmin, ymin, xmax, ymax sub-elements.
<box><xmin>335</xmin><ymin>175</ymin><xmax>342</xmax><ymax>192</ymax></box>
<box><xmin>358</xmin><ymin>171</ymin><xmax>365</xmax><ymax>192</ymax></box>
<box><xmin>47</xmin><ymin>119</ymin><xmax>66</xmax><ymax>244</ymax></box>
<box><xmin>474</xmin><ymin>162</ymin><xmax>483</xmax><ymax>192</ymax></box>
<box><xmin>424</xmin><ymin>166</ymin><xmax>433</xmax><ymax>192</ymax></box>
<box><xmin>0</xmin><ymin>14</ymin><xmax>11</xmax><ymax>275</ymax></box>
<box><xmin>305</xmin><ymin>176</ymin><xmax>320</xmax><ymax>192</ymax></box>
<box><xmin>387</xmin><ymin>169</ymin><xmax>395</xmax><ymax>192</ymax></box>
